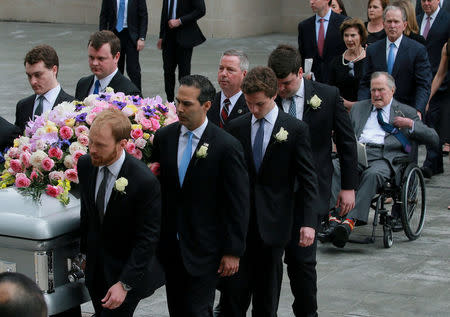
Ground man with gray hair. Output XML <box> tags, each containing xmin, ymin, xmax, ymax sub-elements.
<box><xmin>326</xmin><ymin>72</ymin><xmax>438</xmax><ymax>248</ymax></box>
<box><xmin>358</xmin><ymin>5</ymin><xmax>432</xmax><ymax>118</ymax></box>
<box><xmin>207</xmin><ymin>49</ymin><xmax>249</xmax><ymax>129</ymax></box>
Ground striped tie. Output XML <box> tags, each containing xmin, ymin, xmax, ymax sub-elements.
<box><xmin>220</xmin><ymin>98</ymin><xmax>231</xmax><ymax>128</ymax></box>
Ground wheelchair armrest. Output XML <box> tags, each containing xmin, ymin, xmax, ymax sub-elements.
<box><xmin>393</xmin><ymin>156</ymin><xmax>411</xmax><ymax>165</ymax></box>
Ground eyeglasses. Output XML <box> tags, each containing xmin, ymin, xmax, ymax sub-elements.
<box><xmin>348</xmin><ymin>62</ymin><xmax>355</xmax><ymax>77</ymax></box>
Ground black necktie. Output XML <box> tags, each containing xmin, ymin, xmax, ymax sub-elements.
<box><xmin>34</xmin><ymin>95</ymin><xmax>44</xmax><ymax>118</ymax></box>
<box><xmin>96</xmin><ymin>167</ymin><xmax>110</xmax><ymax>224</ymax></box>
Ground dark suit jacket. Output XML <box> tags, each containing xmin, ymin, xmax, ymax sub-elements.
<box><xmin>159</xmin><ymin>0</ymin><xmax>206</xmax><ymax>48</ymax></box>
<box><xmin>358</xmin><ymin>36</ymin><xmax>432</xmax><ymax>114</ymax></box>
<box><xmin>298</xmin><ymin>11</ymin><xmax>347</xmax><ymax>83</ymax></box>
<box><xmin>417</xmin><ymin>9</ymin><xmax>450</xmax><ymax>89</ymax></box>
<box><xmin>152</xmin><ymin>121</ymin><xmax>250</xmax><ymax>276</ymax></box>
<box><xmin>0</xmin><ymin>116</ymin><xmax>20</xmax><ymax>153</ymax></box>
<box><xmin>276</xmin><ymin>80</ymin><xmax>358</xmax><ymax>219</ymax></box>
<box><xmin>416</xmin><ymin>0</ymin><xmax>450</xmax><ymax>15</ymax></box>
<box><xmin>207</xmin><ymin>92</ymin><xmax>249</xmax><ymax>128</ymax></box>
<box><xmin>15</xmin><ymin>88</ymin><xmax>74</xmax><ymax>132</ymax></box>
<box><xmin>75</xmin><ymin>71</ymin><xmax>141</xmax><ymax>100</ymax></box>
<box><xmin>99</xmin><ymin>0</ymin><xmax>148</xmax><ymax>43</ymax></box>
<box><xmin>227</xmin><ymin>110</ymin><xmax>319</xmax><ymax>246</ymax></box>
<box><xmin>78</xmin><ymin>153</ymin><xmax>164</xmax><ymax>299</ymax></box>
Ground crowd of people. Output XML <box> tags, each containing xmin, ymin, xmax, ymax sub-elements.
<box><xmin>0</xmin><ymin>0</ymin><xmax>449</xmax><ymax>317</ymax></box>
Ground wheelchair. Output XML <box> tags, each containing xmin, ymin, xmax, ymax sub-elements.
<box><xmin>351</xmin><ymin>156</ymin><xmax>427</xmax><ymax>248</ymax></box>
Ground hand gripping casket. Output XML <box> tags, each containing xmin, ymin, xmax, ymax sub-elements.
<box><xmin>0</xmin><ymin>187</ymin><xmax>89</xmax><ymax>315</ymax></box>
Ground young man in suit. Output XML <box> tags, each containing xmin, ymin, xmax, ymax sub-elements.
<box><xmin>268</xmin><ymin>44</ymin><xmax>358</xmax><ymax>317</ymax></box>
<box><xmin>207</xmin><ymin>49</ymin><xmax>249</xmax><ymax>129</ymax></box>
<box><xmin>298</xmin><ymin>0</ymin><xmax>347</xmax><ymax>83</ymax></box>
<box><xmin>15</xmin><ymin>45</ymin><xmax>74</xmax><ymax>132</ymax></box>
<box><xmin>358</xmin><ymin>5</ymin><xmax>432</xmax><ymax>117</ymax></box>
<box><xmin>75</xmin><ymin>31</ymin><xmax>141</xmax><ymax>101</ymax></box>
<box><xmin>78</xmin><ymin>108</ymin><xmax>163</xmax><ymax>317</ymax></box>
<box><xmin>151</xmin><ymin>75</ymin><xmax>249</xmax><ymax>317</ymax></box>
<box><xmin>328</xmin><ymin>72</ymin><xmax>439</xmax><ymax>247</ymax></box>
<box><xmin>417</xmin><ymin>0</ymin><xmax>450</xmax><ymax>177</ymax></box>
<box><xmin>222</xmin><ymin>66</ymin><xmax>319</xmax><ymax>316</ymax></box>
<box><xmin>100</xmin><ymin>0</ymin><xmax>148</xmax><ymax>92</ymax></box>
<box><xmin>157</xmin><ymin>0</ymin><xmax>206</xmax><ymax>102</ymax></box>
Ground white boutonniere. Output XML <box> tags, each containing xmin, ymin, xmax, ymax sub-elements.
<box><xmin>308</xmin><ymin>94</ymin><xmax>322</xmax><ymax>110</ymax></box>
<box><xmin>105</xmin><ymin>87</ymin><xmax>115</xmax><ymax>93</ymax></box>
<box><xmin>196</xmin><ymin>143</ymin><xmax>209</xmax><ymax>158</ymax></box>
<box><xmin>275</xmin><ymin>127</ymin><xmax>289</xmax><ymax>142</ymax></box>
<box><xmin>114</xmin><ymin>177</ymin><xmax>128</xmax><ymax>194</ymax></box>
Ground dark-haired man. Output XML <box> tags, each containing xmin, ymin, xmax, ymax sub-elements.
<box><xmin>15</xmin><ymin>44</ymin><xmax>74</xmax><ymax>132</ymax></box>
<box><xmin>152</xmin><ymin>75</ymin><xmax>249</xmax><ymax>316</ymax></box>
<box><xmin>268</xmin><ymin>44</ymin><xmax>358</xmax><ymax>317</ymax></box>
<box><xmin>0</xmin><ymin>272</ymin><xmax>47</xmax><ymax>317</ymax></box>
<box><xmin>75</xmin><ymin>30</ymin><xmax>141</xmax><ymax>100</ymax></box>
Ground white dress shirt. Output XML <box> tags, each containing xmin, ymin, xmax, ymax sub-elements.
<box><xmin>420</xmin><ymin>5</ymin><xmax>440</xmax><ymax>36</ymax></box>
<box><xmin>251</xmin><ymin>105</ymin><xmax>278</xmax><ymax>156</ymax></box>
<box><xmin>116</xmin><ymin>0</ymin><xmax>129</xmax><ymax>28</ymax></box>
<box><xmin>281</xmin><ymin>79</ymin><xmax>305</xmax><ymax>120</ymax></box>
<box><xmin>177</xmin><ymin>118</ymin><xmax>208</xmax><ymax>167</ymax></box>
<box><xmin>89</xmin><ymin>68</ymin><xmax>118</xmax><ymax>95</ymax></box>
<box><xmin>386</xmin><ymin>35</ymin><xmax>403</xmax><ymax>63</ymax></box>
<box><xmin>95</xmin><ymin>149</ymin><xmax>126</xmax><ymax>214</ymax></box>
<box><xmin>359</xmin><ymin>100</ymin><xmax>393</xmax><ymax>145</ymax></box>
<box><xmin>315</xmin><ymin>8</ymin><xmax>332</xmax><ymax>42</ymax></box>
<box><xmin>168</xmin><ymin>0</ymin><xmax>178</xmax><ymax>19</ymax></box>
<box><xmin>34</xmin><ymin>84</ymin><xmax>61</xmax><ymax>116</ymax></box>
<box><xmin>220</xmin><ymin>90</ymin><xmax>243</xmax><ymax>116</ymax></box>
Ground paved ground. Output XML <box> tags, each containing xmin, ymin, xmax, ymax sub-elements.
<box><xmin>1</xmin><ymin>22</ymin><xmax>449</xmax><ymax>317</ymax></box>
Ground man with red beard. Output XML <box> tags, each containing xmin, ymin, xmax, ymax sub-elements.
<box><xmin>78</xmin><ymin>108</ymin><xmax>164</xmax><ymax>317</ymax></box>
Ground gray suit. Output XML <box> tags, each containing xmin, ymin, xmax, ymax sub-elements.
<box><xmin>331</xmin><ymin>98</ymin><xmax>438</xmax><ymax>223</ymax></box>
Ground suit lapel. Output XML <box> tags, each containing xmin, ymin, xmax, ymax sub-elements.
<box><xmin>378</xmin><ymin>39</ymin><xmax>388</xmax><ymax>71</ymax></box>
<box><xmin>228</xmin><ymin>94</ymin><xmax>247</xmax><ymax>121</ymax></box>
<box><xmin>170</xmin><ymin>123</ymin><xmax>182</xmax><ymax>189</ymax></box>
<box><xmin>302</xmin><ymin>79</ymin><xmax>314</xmax><ymax>122</ymax></box>
<box><xmin>89</xmin><ymin>164</ymin><xmax>99</xmax><ymax>214</ymax></box>
<box><xmin>392</xmin><ymin>37</ymin><xmax>407</xmax><ymax>77</ymax></box>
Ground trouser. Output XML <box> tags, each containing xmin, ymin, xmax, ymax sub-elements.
<box><xmin>423</xmin><ymin>90</ymin><xmax>445</xmax><ymax>174</ymax></box>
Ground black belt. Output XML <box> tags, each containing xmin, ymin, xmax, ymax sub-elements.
<box><xmin>365</xmin><ymin>143</ymin><xmax>384</xmax><ymax>149</ymax></box>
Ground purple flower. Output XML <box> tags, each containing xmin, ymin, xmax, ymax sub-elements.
<box><xmin>112</xmin><ymin>100</ymin><xmax>127</xmax><ymax>110</ymax></box>
<box><xmin>75</xmin><ymin>103</ymin><xmax>85</xmax><ymax>111</ymax></box>
<box><xmin>157</xmin><ymin>104</ymin><xmax>168</xmax><ymax>113</ymax></box>
<box><xmin>76</xmin><ymin>113</ymin><xmax>87</xmax><ymax>123</ymax></box>
<box><xmin>142</xmin><ymin>106</ymin><xmax>156</xmax><ymax>117</ymax></box>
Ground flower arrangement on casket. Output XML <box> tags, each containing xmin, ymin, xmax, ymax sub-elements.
<box><xmin>0</xmin><ymin>88</ymin><xmax>178</xmax><ymax>205</ymax></box>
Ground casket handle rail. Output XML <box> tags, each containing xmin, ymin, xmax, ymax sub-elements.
<box><xmin>34</xmin><ymin>251</ymin><xmax>55</xmax><ymax>293</ymax></box>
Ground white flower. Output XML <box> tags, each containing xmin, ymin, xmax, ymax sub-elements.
<box><xmin>135</xmin><ymin>138</ymin><xmax>147</xmax><ymax>149</ymax></box>
<box><xmin>275</xmin><ymin>127</ymin><xmax>289</xmax><ymax>142</ymax></box>
<box><xmin>69</xmin><ymin>142</ymin><xmax>87</xmax><ymax>155</ymax></box>
<box><xmin>115</xmin><ymin>177</ymin><xmax>128</xmax><ymax>193</ymax></box>
<box><xmin>64</xmin><ymin>155</ymin><xmax>74</xmax><ymax>169</ymax></box>
<box><xmin>30</xmin><ymin>150</ymin><xmax>48</xmax><ymax>168</ymax></box>
<box><xmin>105</xmin><ymin>87</ymin><xmax>115</xmax><ymax>93</ymax></box>
<box><xmin>83</xmin><ymin>94</ymin><xmax>98</xmax><ymax>107</ymax></box>
<box><xmin>308</xmin><ymin>94</ymin><xmax>322</xmax><ymax>109</ymax></box>
<box><xmin>196</xmin><ymin>143</ymin><xmax>209</xmax><ymax>158</ymax></box>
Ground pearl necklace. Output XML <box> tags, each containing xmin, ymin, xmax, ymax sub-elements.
<box><xmin>342</xmin><ymin>48</ymin><xmax>365</xmax><ymax>66</ymax></box>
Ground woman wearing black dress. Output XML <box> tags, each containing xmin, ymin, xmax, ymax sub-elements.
<box><xmin>365</xmin><ymin>0</ymin><xmax>389</xmax><ymax>45</ymax></box>
<box><xmin>329</xmin><ymin>18</ymin><xmax>367</xmax><ymax>111</ymax></box>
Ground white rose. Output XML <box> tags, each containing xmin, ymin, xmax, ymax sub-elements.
<box><xmin>30</xmin><ymin>150</ymin><xmax>48</xmax><ymax>168</ymax></box>
<box><xmin>105</xmin><ymin>87</ymin><xmax>115</xmax><ymax>93</ymax></box>
<box><xmin>309</xmin><ymin>95</ymin><xmax>322</xmax><ymax>109</ymax></box>
<box><xmin>64</xmin><ymin>155</ymin><xmax>74</xmax><ymax>169</ymax></box>
<box><xmin>35</xmin><ymin>139</ymin><xmax>47</xmax><ymax>150</ymax></box>
<box><xmin>196</xmin><ymin>144</ymin><xmax>209</xmax><ymax>158</ymax></box>
<box><xmin>83</xmin><ymin>94</ymin><xmax>98</xmax><ymax>107</ymax></box>
<box><xmin>115</xmin><ymin>177</ymin><xmax>128</xmax><ymax>192</ymax></box>
<box><xmin>135</xmin><ymin>138</ymin><xmax>147</xmax><ymax>149</ymax></box>
<box><xmin>69</xmin><ymin>142</ymin><xmax>87</xmax><ymax>155</ymax></box>
<box><xmin>275</xmin><ymin>127</ymin><xmax>289</xmax><ymax>142</ymax></box>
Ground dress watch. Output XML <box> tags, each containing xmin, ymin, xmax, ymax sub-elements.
<box><xmin>139</xmin><ymin>37</ymin><xmax>145</xmax><ymax>41</ymax></box>
<box><xmin>120</xmin><ymin>281</ymin><xmax>132</xmax><ymax>291</ymax></box>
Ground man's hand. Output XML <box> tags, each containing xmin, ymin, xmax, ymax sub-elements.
<box><xmin>168</xmin><ymin>18</ymin><xmax>181</xmax><ymax>29</ymax></box>
<box><xmin>335</xmin><ymin>189</ymin><xmax>355</xmax><ymax>216</ymax></box>
<box><xmin>101</xmin><ymin>282</ymin><xmax>127</xmax><ymax>310</ymax></box>
<box><xmin>157</xmin><ymin>39</ymin><xmax>163</xmax><ymax>50</ymax></box>
<box><xmin>137</xmin><ymin>39</ymin><xmax>145</xmax><ymax>51</ymax></box>
<box><xmin>393</xmin><ymin>116</ymin><xmax>413</xmax><ymax>129</ymax></box>
<box><xmin>217</xmin><ymin>255</ymin><xmax>240</xmax><ymax>277</ymax></box>
<box><xmin>299</xmin><ymin>227</ymin><xmax>315</xmax><ymax>247</ymax></box>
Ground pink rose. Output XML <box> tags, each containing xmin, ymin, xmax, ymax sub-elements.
<box><xmin>46</xmin><ymin>185</ymin><xmax>63</xmax><ymax>197</ymax></box>
<box><xmin>10</xmin><ymin>159</ymin><xmax>23</xmax><ymax>173</ymax></box>
<box><xmin>149</xmin><ymin>162</ymin><xmax>160</xmax><ymax>176</ymax></box>
<box><xmin>86</xmin><ymin>113</ymin><xmax>97</xmax><ymax>125</ymax></box>
<box><xmin>135</xmin><ymin>138</ymin><xmax>147</xmax><ymax>149</ymax></box>
<box><xmin>41</xmin><ymin>157</ymin><xmax>55</xmax><ymax>172</ymax></box>
<box><xmin>30</xmin><ymin>170</ymin><xmax>39</xmax><ymax>181</ymax></box>
<box><xmin>131</xmin><ymin>128</ymin><xmax>143</xmax><ymax>140</ymax></box>
<box><xmin>48</xmin><ymin>147</ymin><xmax>63</xmax><ymax>160</ymax></box>
<box><xmin>72</xmin><ymin>150</ymin><xmax>85</xmax><ymax>164</ymax></box>
<box><xmin>132</xmin><ymin>148</ymin><xmax>142</xmax><ymax>160</ymax></box>
<box><xmin>75</xmin><ymin>125</ymin><xmax>89</xmax><ymax>137</ymax></box>
<box><xmin>7</xmin><ymin>147</ymin><xmax>19</xmax><ymax>159</ymax></box>
<box><xmin>15</xmin><ymin>173</ymin><xmax>31</xmax><ymax>188</ymax></box>
<box><xmin>64</xmin><ymin>169</ymin><xmax>79</xmax><ymax>183</ymax></box>
<box><xmin>150</xmin><ymin>118</ymin><xmax>160</xmax><ymax>131</ymax></box>
<box><xmin>19</xmin><ymin>152</ymin><xmax>31</xmax><ymax>168</ymax></box>
<box><xmin>140</xmin><ymin>118</ymin><xmax>153</xmax><ymax>130</ymax></box>
<box><xmin>20</xmin><ymin>144</ymin><xmax>31</xmax><ymax>152</ymax></box>
<box><xmin>77</xmin><ymin>134</ymin><xmax>89</xmax><ymax>146</ymax></box>
<box><xmin>59</xmin><ymin>126</ymin><xmax>74</xmax><ymax>140</ymax></box>
<box><xmin>49</xmin><ymin>171</ymin><xmax>65</xmax><ymax>181</ymax></box>
<box><xmin>125</xmin><ymin>142</ymin><xmax>136</xmax><ymax>154</ymax></box>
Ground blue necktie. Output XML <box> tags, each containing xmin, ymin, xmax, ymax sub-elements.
<box><xmin>387</xmin><ymin>43</ymin><xmax>396</xmax><ymax>75</ymax></box>
<box><xmin>93</xmin><ymin>79</ymin><xmax>100</xmax><ymax>94</ymax></box>
<box><xmin>116</xmin><ymin>0</ymin><xmax>125</xmax><ymax>32</ymax></box>
<box><xmin>179</xmin><ymin>131</ymin><xmax>193</xmax><ymax>186</ymax></box>
<box><xmin>253</xmin><ymin>119</ymin><xmax>265</xmax><ymax>171</ymax></box>
<box><xmin>288</xmin><ymin>96</ymin><xmax>297</xmax><ymax>118</ymax></box>
<box><xmin>377</xmin><ymin>108</ymin><xmax>411</xmax><ymax>153</ymax></box>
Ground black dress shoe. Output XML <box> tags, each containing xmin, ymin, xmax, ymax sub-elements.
<box><xmin>317</xmin><ymin>220</ymin><xmax>339</xmax><ymax>243</ymax></box>
<box><xmin>420</xmin><ymin>166</ymin><xmax>433</xmax><ymax>179</ymax></box>
<box><xmin>332</xmin><ymin>220</ymin><xmax>354</xmax><ymax>248</ymax></box>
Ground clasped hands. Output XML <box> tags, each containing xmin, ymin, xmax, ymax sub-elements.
<box><xmin>218</xmin><ymin>255</ymin><xmax>240</xmax><ymax>277</ymax></box>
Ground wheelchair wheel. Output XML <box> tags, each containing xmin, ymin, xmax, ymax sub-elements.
<box><xmin>401</xmin><ymin>165</ymin><xmax>426</xmax><ymax>240</ymax></box>
<box><xmin>383</xmin><ymin>225</ymin><xmax>393</xmax><ymax>248</ymax></box>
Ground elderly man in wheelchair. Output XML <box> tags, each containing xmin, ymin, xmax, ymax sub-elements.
<box><xmin>319</xmin><ymin>72</ymin><xmax>439</xmax><ymax>248</ymax></box>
